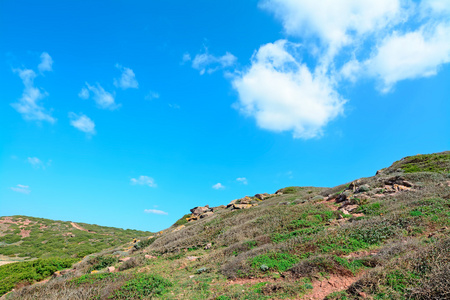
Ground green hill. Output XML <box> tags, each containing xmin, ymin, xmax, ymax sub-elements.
<box><xmin>2</xmin><ymin>152</ymin><xmax>449</xmax><ymax>299</ymax></box>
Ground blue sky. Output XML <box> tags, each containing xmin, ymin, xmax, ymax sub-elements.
<box><xmin>1</xmin><ymin>0</ymin><xmax>449</xmax><ymax>232</ymax></box>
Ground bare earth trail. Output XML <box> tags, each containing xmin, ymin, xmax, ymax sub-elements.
<box><xmin>70</xmin><ymin>222</ymin><xmax>96</xmax><ymax>233</ymax></box>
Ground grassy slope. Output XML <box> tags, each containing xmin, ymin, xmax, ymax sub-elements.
<box><xmin>0</xmin><ymin>216</ymin><xmax>152</xmax><ymax>296</ymax></box>
<box><xmin>4</xmin><ymin>151</ymin><xmax>450</xmax><ymax>300</ymax></box>
<box><xmin>0</xmin><ymin>216</ymin><xmax>151</xmax><ymax>260</ymax></box>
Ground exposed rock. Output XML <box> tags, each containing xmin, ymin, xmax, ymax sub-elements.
<box><xmin>200</xmin><ymin>212</ymin><xmax>214</xmax><ymax>219</ymax></box>
<box><xmin>107</xmin><ymin>266</ymin><xmax>116</xmax><ymax>273</ymax></box>
<box><xmin>239</xmin><ymin>196</ymin><xmax>253</xmax><ymax>204</ymax></box>
<box><xmin>312</xmin><ymin>195</ymin><xmax>324</xmax><ymax>201</ymax></box>
<box><xmin>349</xmin><ymin>180</ymin><xmax>362</xmax><ymax>191</ymax></box>
<box><xmin>186</xmin><ymin>256</ymin><xmax>199</xmax><ymax>261</ymax></box>
<box><xmin>190</xmin><ymin>206</ymin><xmax>211</xmax><ymax>216</ymax></box>
<box><xmin>119</xmin><ymin>257</ymin><xmax>131</xmax><ymax>262</ymax></box>
<box><xmin>340</xmin><ymin>209</ymin><xmax>350</xmax><ymax>215</ymax></box>
<box><xmin>357</xmin><ymin>184</ymin><xmax>370</xmax><ymax>193</ymax></box>
<box><xmin>145</xmin><ymin>255</ymin><xmax>157</xmax><ymax>259</ymax></box>
<box><xmin>336</xmin><ymin>191</ymin><xmax>352</xmax><ymax>203</ymax></box>
<box><xmin>254</xmin><ymin>193</ymin><xmax>269</xmax><ymax>200</ymax></box>
<box><xmin>345</xmin><ymin>205</ymin><xmax>359</xmax><ymax>212</ymax></box>
<box><xmin>204</xmin><ymin>243</ymin><xmax>212</xmax><ymax>250</ymax></box>
<box><xmin>233</xmin><ymin>204</ymin><xmax>254</xmax><ymax>210</ymax></box>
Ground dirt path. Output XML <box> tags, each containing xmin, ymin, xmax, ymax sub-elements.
<box><xmin>70</xmin><ymin>222</ymin><xmax>96</xmax><ymax>233</ymax></box>
<box><xmin>305</xmin><ymin>274</ymin><xmax>363</xmax><ymax>300</ymax></box>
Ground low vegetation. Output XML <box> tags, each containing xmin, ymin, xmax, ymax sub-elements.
<box><xmin>2</xmin><ymin>151</ymin><xmax>450</xmax><ymax>299</ymax></box>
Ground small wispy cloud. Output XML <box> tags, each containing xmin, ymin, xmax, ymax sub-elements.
<box><xmin>236</xmin><ymin>177</ymin><xmax>248</xmax><ymax>185</ymax></box>
<box><xmin>79</xmin><ymin>83</ymin><xmax>118</xmax><ymax>110</ymax></box>
<box><xmin>78</xmin><ymin>87</ymin><xmax>89</xmax><ymax>99</ymax></box>
<box><xmin>184</xmin><ymin>48</ymin><xmax>237</xmax><ymax>75</ymax></box>
<box><xmin>168</xmin><ymin>103</ymin><xmax>180</xmax><ymax>109</ymax></box>
<box><xmin>145</xmin><ymin>91</ymin><xmax>160</xmax><ymax>100</ymax></box>
<box><xmin>11</xmin><ymin>66</ymin><xmax>55</xmax><ymax>123</ymax></box>
<box><xmin>38</xmin><ymin>52</ymin><xmax>53</xmax><ymax>73</ymax></box>
<box><xmin>131</xmin><ymin>176</ymin><xmax>157</xmax><ymax>187</ymax></box>
<box><xmin>69</xmin><ymin>112</ymin><xmax>96</xmax><ymax>135</ymax></box>
<box><xmin>212</xmin><ymin>182</ymin><xmax>225</xmax><ymax>190</ymax></box>
<box><xmin>114</xmin><ymin>64</ymin><xmax>139</xmax><ymax>90</ymax></box>
<box><xmin>144</xmin><ymin>209</ymin><xmax>168</xmax><ymax>215</ymax></box>
<box><xmin>27</xmin><ymin>157</ymin><xmax>49</xmax><ymax>169</ymax></box>
<box><xmin>11</xmin><ymin>184</ymin><xmax>30</xmax><ymax>194</ymax></box>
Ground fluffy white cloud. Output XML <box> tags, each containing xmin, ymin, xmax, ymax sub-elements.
<box><xmin>69</xmin><ymin>112</ymin><xmax>96</xmax><ymax>135</ymax></box>
<box><xmin>229</xmin><ymin>0</ymin><xmax>450</xmax><ymax>138</ymax></box>
<box><xmin>144</xmin><ymin>209</ymin><xmax>168</xmax><ymax>215</ymax></box>
<box><xmin>11</xmin><ymin>184</ymin><xmax>30</xmax><ymax>194</ymax></box>
<box><xmin>11</xmin><ymin>68</ymin><xmax>55</xmax><ymax>123</ymax></box>
<box><xmin>131</xmin><ymin>176</ymin><xmax>157</xmax><ymax>187</ymax></box>
<box><xmin>233</xmin><ymin>40</ymin><xmax>345</xmax><ymax>139</ymax></box>
<box><xmin>114</xmin><ymin>64</ymin><xmax>139</xmax><ymax>89</ymax></box>
<box><xmin>186</xmin><ymin>49</ymin><xmax>237</xmax><ymax>75</ymax></box>
<box><xmin>212</xmin><ymin>183</ymin><xmax>225</xmax><ymax>190</ymax></box>
<box><xmin>260</xmin><ymin>0</ymin><xmax>405</xmax><ymax>57</ymax></box>
<box><xmin>364</xmin><ymin>23</ymin><xmax>450</xmax><ymax>92</ymax></box>
<box><xmin>38</xmin><ymin>52</ymin><xmax>53</xmax><ymax>73</ymax></box>
<box><xmin>236</xmin><ymin>177</ymin><xmax>248</xmax><ymax>185</ymax></box>
<box><xmin>80</xmin><ymin>83</ymin><xmax>118</xmax><ymax>110</ymax></box>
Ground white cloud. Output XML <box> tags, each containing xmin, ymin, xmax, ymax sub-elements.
<box><xmin>11</xmin><ymin>184</ymin><xmax>30</xmax><ymax>194</ymax></box>
<box><xmin>212</xmin><ymin>183</ymin><xmax>225</xmax><ymax>190</ymax></box>
<box><xmin>227</xmin><ymin>1</ymin><xmax>450</xmax><ymax>139</ymax></box>
<box><xmin>145</xmin><ymin>91</ymin><xmax>160</xmax><ymax>100</ymax></box>
<box><xmin>131</xmin><ymin>176</ymin><xmax>157</xmax><ymax>187</ymax></box>
<box><xmin>232</xmin><ymin>40</ymin><xmax>346</xmax><ymax>139</ymax></box>
<box><xmin>11</xmin><ymin>68</ymin><xmax>55</xmax><ymax>123</ymax></box>
<box><xmin>38</xmin><ymin>52</ymin><xmax>53</xmax><ymax>73</ymax></box>
<box><xmin>260</xmin><ymin>0</ymin><xmax>405</xmax><ymax>58</ymax></box>
<box><xmin>144</xmin><ymin>209</ymin><xmax>168</xmax><ymax>215</ymax></box>
<box><xmin>27</xmin><ymin>157</ymin><xmax>45</xmax><ymax>169</ymax></box>
<box><xmin>114</xmin><ymin>64</ymin><xmax>139</xmax><ymax>89</ymax></box>
<box><xmin>189</xmin><ymin>48</ymin><xmax>237</xmax><ymax>75</ymax></box>
<box><xmin>78</xmin><ymin>87</ymin><xmax>89</xmax><ymax>99</ymax></box>
<box><xmin>236</xmin><ymin>177</ymin><xmax>248</xmax><ymax>185</ymax></box>
<box><xmin>182</xmin><ymin>53</ymin><xmax>191</xmax><ymax>63</ymax></box>
<box><xmin>69</xmin><ymin>112</ymin><xmax>96</xmax><ymax>135</ymax></box>
<box><xmin>168</xmin><ymin>103</ymin><xmax>180</xmax><ymax>109</ymax></box>
<box><xmin>81</xmin><ymin>83</ymin><xmax>118</xmax><ymax>110</ymax></box>
<box><xmin>364</xmin><ymin>23</ymin><xmax>450</xmax><ymax>92</ymax></box>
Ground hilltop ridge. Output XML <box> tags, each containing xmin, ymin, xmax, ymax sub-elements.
<box><xmin>1</xmin><ymin>151</ymin><xmax>449</xmax><ymax>299</ymax></box>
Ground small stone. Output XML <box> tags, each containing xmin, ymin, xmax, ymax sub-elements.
<box><xmin>119</xmin><ymin>257</ymin><xmax>131</xmax><ymax>262</ymax></box>
<box><xmin>186</xmin><ymin>256</ymin><xmax>199</xmax><ymax>261</ymax></box>
<box><xmin>204</xmin><ymin>243</ymin><xmax>212</xmax><ymax>250</ymax></box>
<box><xmin>346</xmin><ymin>205</ymin><xmax>359</xmax><ymax>212</ymax></box>
<box><xmin>189</xmin><ymin>275</ymin><xmax>195</xmax><ymax>278</ymax></box>
<box><xmin>107</xmin><ymin>266</ymin><xmax>116</xmax><ymax>273</ymax></box>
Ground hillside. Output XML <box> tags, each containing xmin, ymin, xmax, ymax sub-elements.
<box><xmin>0</xmin><ymin>216</ymin><xmax>151</xmax><ymax>262</ymax></box>
<box><xmin>2</xmin><ymin>152</ymin><xmax>450</xmax><ymax>299</ymax></box>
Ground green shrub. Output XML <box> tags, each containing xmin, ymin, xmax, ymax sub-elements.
<box><xmin>113</xmin><ymin>274</ymin><xmax>172</xmax><ymax>299</ymax></box>
<box><xmin>0</xmin><ymin>257</ymin><xmax>77</xmax><ymax>296</ymax></box>
<box><xmin>251</xmin><ymin>253</ymin><xmax>299</xmax><ymax>272</ymax></box>
<box><xmin>87</xmin><ymin>255</ymin><xmax>118</xmax><ymax>272</ymax></box>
